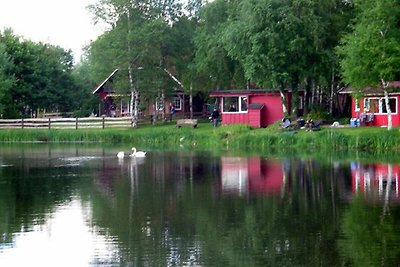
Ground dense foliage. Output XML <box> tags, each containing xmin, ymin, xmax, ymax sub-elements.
<box><xmin>0</xmin><ymin>29</ymin><xmax>97</xmax><ymax>118</ymax></box>
<box><xmin>0</xmin><ymin>0</ymin><xmax>399</xmax><ymax>120</ymax></box>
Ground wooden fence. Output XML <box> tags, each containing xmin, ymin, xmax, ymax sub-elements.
<box><xmin>0</xmin><ymin>116</ymin><xmax>133</xmax><ymax>129</ymax></box>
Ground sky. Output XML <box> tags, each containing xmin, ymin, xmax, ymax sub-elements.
<box><xmin>0</xmin><ymin>0</ymin><xmax>106</xmax><ymax>62</ymax></box>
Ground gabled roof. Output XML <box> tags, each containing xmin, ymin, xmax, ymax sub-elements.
<box><xmin>339</xmin><ymin>81</ymin><xmax>400</xmax><ymax>95</ymax></box>
<box><xmin>92</xmin><ymin>69</ymin><xmax>119</xmax><ymax>95</ymax></box>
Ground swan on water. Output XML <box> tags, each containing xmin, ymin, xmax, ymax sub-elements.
<box><xmin>117</xmin><ymin>151</ymin><xmax>125</xmax><ymax>159</ymax></box>
<box><xmin>130</xmin><ymin>147</ymin><xmax>146</xmax><ymax>157</ymax></box>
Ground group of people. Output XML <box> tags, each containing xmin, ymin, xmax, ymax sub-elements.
<box><xmin>281</xmin><ymin>117</ymin><xmax>316</xmax><ymax>131</ymax></box>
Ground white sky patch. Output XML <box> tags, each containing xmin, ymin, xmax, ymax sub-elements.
<box><xmin>0</xmin><ymin>0</ymin><xmax>106</xmax><ymax>62</ymax></box>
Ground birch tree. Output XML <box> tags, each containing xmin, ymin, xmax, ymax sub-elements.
<box><xmin>339</xmin><ymin>0</ymin><xmax>400</xmax><ymax>130</ymax></box>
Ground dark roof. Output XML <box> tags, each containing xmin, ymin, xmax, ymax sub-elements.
<box><xmin>339</xmin><ymin>81</ymin><xmax>400</xmax><ymax>95</ymax></box>
<box><xmin>92</xmin><ymin>69</ymin><xmax>119</xmax><ymax>95</ymax></box>
<box><xmin>210</xmin><ymin>89</ymin><xmax>279</xmax><ymax>97</ymax></box>
<box><xmin>248</xmin><ymin>103</ymin><xmax>265</xmax><ymax>110</ymax></box>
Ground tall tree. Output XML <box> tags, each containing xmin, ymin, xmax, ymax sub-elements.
<box><xmin>221</xmin><ymin>0</ymin><xmax>327</xmax><ymax>115</ymax></box>
<box><xmin>194</xmin><ymin>0</ymin><xmax>246</xmax><ymax>91</ymax></box>
<box><xmin>0</xmin><ymin>43</ymin><xmax>15</xmax><ymax>118</ymax></box>
<box><xmin>0</xmin><ymin>29</ymin><xmax>78</xmax><ymax>118</ymax></box>
<box><xmin>88</xmin><ymin>0</ymin><xmax>182</xmax><ymax>126</ymax></box>
<box><xmin>338</xmin><ymin>0</ymin><xmax>400</xmax><ymax>130</ymax></box>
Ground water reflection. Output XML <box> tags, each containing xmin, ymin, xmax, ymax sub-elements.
<box><xmin>1</xmin><ymin>145</ymin><xmax>400</xmax><ymax>266</ymax></box>
<box><xmin>221</xmin><ymin>157</ymin><xmax>285</xmax><ymax>196</ymax></box>
<box><xmin>0</xmin><ymin>199</ymin><xmax>119</xmax><ymax>267</ymax></box>
<box><xmin>351</xmin><ymin>162</ymin><xmax>400</xmax><ymax>202</ymax></box>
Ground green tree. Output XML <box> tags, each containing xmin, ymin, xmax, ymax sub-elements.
<box><xmin>0</xmin><ymin>29</ymin><xmax>79</xmax><ymax>118</ymax></box>
<box><xmin>221</xmin><ymin>0</ymin><xmax>328</xmax><ymax>115</ymax></box>
<box><xmin>88</xmin><ymin>0</ymin><xmax>183</xmax><ymax>126</ymax></box>
<box><xmin>194</xmin><ymin>0</ymin><xmax>246</xmax><ymax>91</ymax></box>
<box><xmin>0</xmin><ymin>43</ymin><xmax>15</xmax><ymax>118</ymax></box>
<box><xmin>338</xmin><ymin>0</ymin><xmax>400</xmax><ymax>130</ymax></box>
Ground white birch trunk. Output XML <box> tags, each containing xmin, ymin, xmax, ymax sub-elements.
<box><xmin>161</xmin><ymin>90</ymin><xmax>165</xmax><ymax>122</ymax></box>
<box><xmin>190</xmin><ymin>82</ymin><xmax>193</xmax><ymax>119</ymax></box>
<box><xmin>279</xmin><ymin>91</ymin><xmax>288</xmax><ymax>115</ymax></box>
<box><xmin>329</xmin><ymin>67</ymin><xmax>335</xmax><ymax>114</ymax></box>
<box><xmin>381</xmin><ymin>79</ymin><xmax>392</xmax><ymax>131</ymax></box>
<box><xmin>128</xmin><ymin>65</ymin><xmax>138</xmax><ymax>128</ymax></box>
<box><xmin>384</xmin><ymin>90</ymin><xmax>393</xmax><ymax>130</ymax></box>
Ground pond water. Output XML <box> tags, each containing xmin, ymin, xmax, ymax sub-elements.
<box><xmin>0</xmin><ymin>144</ymin><xmax>399</xmax><ymax>266</ymax></box>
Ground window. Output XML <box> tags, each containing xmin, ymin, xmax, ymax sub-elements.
<box><xmin>363</xmin><ymin>98</ymin><xmax>370</xmax><ymax>112</ymax></box>
<box><xmin>173</xmin><ymin>97</ymin><xmax>182</xmax><ymax>110</ymax></box>
<box><xmin>298</xmin><ymin>96</ymin><xmax>304</xmax><ymax>110</ymax></box>
<box><xmin>380</xmin><ymin>98</ymin><xmax>396</xmax><ymax>114</ymax></box>
<box><xmin>363</xmin><ymin>97</ymin><xmax>397</xmax><ymax>114</ymax></box>
<box><xmin>355</xmin><ymin>98</ymin><xmax>360</xmax><ymax>112</ymax></box>
<box><xmin>223</xmin><ymin>96</ymin><xmax>248</xmax><ymax>113</ymax></box>
<box><xmin>156</xmin><ymin>98</ymin><xmax>164</xmax><ymax>111</ymax></box>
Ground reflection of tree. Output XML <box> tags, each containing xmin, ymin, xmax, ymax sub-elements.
<box><xmin>339</xmin><ymin>196</ymin><xmax>400</xmax><ymax>266</ymax></box>
<box><xmin>0</xmin><ymin>164</ymin><xmax>82</xmax><ymax>246</ymax></box>
<box><xmin>89</xmin><ymin>155</ymin><xmax>347</xmax><ymax>266</ymax></box>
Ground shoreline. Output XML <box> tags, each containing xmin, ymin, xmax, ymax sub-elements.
<box><xmin>0</xmin><ymin>122</ymin><xmax>399</xmax><ymax>154</ymax></box>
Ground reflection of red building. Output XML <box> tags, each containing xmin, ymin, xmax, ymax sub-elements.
<box><xmin>351</xmin><ymin>162</ymin><xmax>400</xmax><ymax>198</ymax></box>
<box><xmin>221</xmin><ymin>157</ymin><xmax>284</xmax><ymax>195</ymax></box>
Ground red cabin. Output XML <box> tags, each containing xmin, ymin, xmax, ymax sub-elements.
<box><xmin>339</xmin><ymin>82</ymin><xmax>400</xmax><ymax>127</ymax></box>
<box><xmin>210</xmin><ymin>90</ymin><xmax>292</xmax><ymax>128</ymax></box>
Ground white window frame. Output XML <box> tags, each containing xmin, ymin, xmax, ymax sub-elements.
<box><xmin>222</xmin><ymin>96</ymin><xmax>248</xmax><ymax>113</ymax></box>
<box><xmin>363</xmin><ymin>97</ymin><xmax>397</xmax><ymax>114</ymax></box>
<box><xmin>355</xmin><ymin>98</ymin><xmax>360</xmax><ymax>112</ymax></box>
<box><xmin>363</xmin><ymin>98</ymin><xmax>370</xmax><ymax>112</ymax></box>
<box><xmin>155</xmin><ymin>98</ymin><xmax>164</xmax><ymax>111</ymax></box>
<box><xmin>173</xmin><ymin>97</ymin><xmax>182</xmax><ymax>111</ymax></box>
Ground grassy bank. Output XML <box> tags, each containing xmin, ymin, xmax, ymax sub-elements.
<box><xmin>0</xmin><ymin>122</ymin><xmax>399</xmax><ymax>153</ymax></box>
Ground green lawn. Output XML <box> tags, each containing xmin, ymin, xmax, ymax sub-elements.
<box><xmin>0</xmin><ymin>122</ymin><xmax>399</xmax><ymax>155</ymax></box>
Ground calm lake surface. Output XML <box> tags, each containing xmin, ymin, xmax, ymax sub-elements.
<box><xmin>0</xmin><ymin>144</ymin><xmax>400</xmax><ymax>266</ymax></box>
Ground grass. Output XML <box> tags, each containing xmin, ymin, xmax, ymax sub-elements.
<box><xmin>0</xmin><ymin>121</ymin><xmax>399</xmax><ymax>154</ymax></box>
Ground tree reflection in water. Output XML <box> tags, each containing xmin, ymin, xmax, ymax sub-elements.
<box><xmin>1</xmin><ymin>145</ymin><xmax>400</xmax><ymax>266</ymax></box>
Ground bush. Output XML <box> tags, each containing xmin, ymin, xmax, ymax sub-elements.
<box><xmin>306</xmin><ymin>104</ymin><xmax>332</xmax><ymax>122</ymax></box>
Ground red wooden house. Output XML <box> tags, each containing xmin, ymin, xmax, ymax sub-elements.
<box><xmin>339</xmin><ymin>82</ymin><xmax>400</xmax><ymax>127</ymax></box>
<box><xmin>210</xmin><ymin>90</ymin><xmax>301</xmax><ymax>128</ymax></box>
<box><xmin>92</xmin><ymin>69</ymin><xmax>131</xmax><ymax>117</ymax></box>
<box><xmin>93</xmin><ymin>69</ymin><xmax>206</xmax><ymax>118</ymax></box>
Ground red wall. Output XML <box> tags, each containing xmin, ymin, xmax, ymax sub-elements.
<box><xmin>248</xmin><ymin>109</ymin><xmax>261</xmax><ymax>128</ymax></box>
<box><xmin>251</xmin><ymin>94</ymin><xmax>284</xmax><ymax>126</ymax></box>
<box><xmin>220</xmin><ymin>93</ymin><xmax>284</xmax><ymax>127</ymax></box>
<box><xmin>351</xmin><ymin>95</ymin><xmax>400</xmax><ymax>127</ymax></box>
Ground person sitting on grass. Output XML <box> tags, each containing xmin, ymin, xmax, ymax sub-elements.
<box><xmin>281</xmin><ymin>117</ymin><xmax>291</xmax><ymax>128</ymax></box>
<box><xmin>305</xmin><ymin>118</ymin><xmax>314</xmax><ymax>131</ymax></box>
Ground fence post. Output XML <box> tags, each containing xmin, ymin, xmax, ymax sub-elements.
<box><xmin>48</xmin><ymin>118</ymin><xmax>51</xmax><ymax>129</ymax></box>
<box><xmin>21</xmin><ymin>118</ymin><xmax>24</xmax><ymax>129</ymax></box>
<box><xmin>102</xmin><ymin>115</ymin><xmax>105</xmax><ymax>129</ymax></box>
<box><xmin>75</xmin><ymin>117</ymin><xmax>78</xmax><ymax>129</ymax></box>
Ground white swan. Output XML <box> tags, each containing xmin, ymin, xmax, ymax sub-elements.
<box><xmin>130</xmin><ymin>147</ymin><xmax>146</xmax><ymax>157</ymax></box>
<box><xmin>117</xmin><ymin>151</ymin><xmax>125</xmax><ymax>159</ymax></box>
